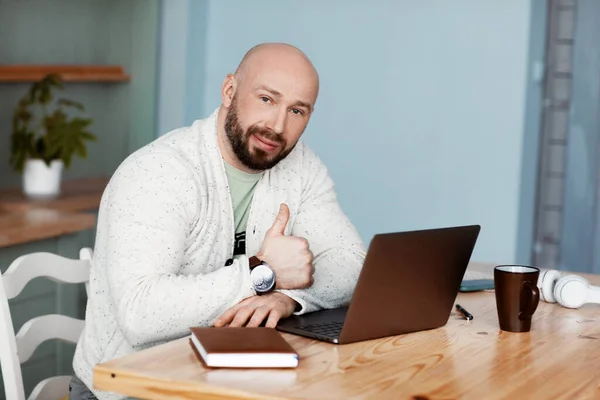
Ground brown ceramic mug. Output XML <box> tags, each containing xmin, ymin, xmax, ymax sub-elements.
<box><xmin>494</xmin><ymin>265</ymin><xmax>540</xmax><ymax>332</ymax></box>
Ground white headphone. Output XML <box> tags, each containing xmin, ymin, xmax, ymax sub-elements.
<box><xmin>537</xmin><ymin>269</ymin><xmax>600</xmax><ymax>309</ymax></box>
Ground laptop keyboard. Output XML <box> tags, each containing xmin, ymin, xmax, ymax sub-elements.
<box><xmin>297</xmin><ymin>321</ymin><xmax>343</xmax><ymax>337</ymax></box>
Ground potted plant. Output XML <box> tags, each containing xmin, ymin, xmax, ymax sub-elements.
<box><xmin>9</xmin><ymin>73</ymin><xmax>96</xmax><ymax>199</ymax></box>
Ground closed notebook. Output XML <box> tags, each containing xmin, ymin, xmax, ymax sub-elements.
<box><xmin>189</xmin><ymin>327</ymin><xmax>299</xmax><ymax>368</ymax></box>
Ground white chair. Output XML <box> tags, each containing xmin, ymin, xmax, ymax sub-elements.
<box><xmin>0</xmin><ymin>248</ymin><xmax>93</xmax><ymax>400</ymax></box>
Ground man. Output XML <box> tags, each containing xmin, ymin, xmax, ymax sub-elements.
<box><xmin>69</xmin><ymin>43</ymin><xmax>366</xmax><ymax>400</ymax></box>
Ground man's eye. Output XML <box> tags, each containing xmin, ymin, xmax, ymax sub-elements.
<box><xmin>291</xmin><ymin>109</ymin><xmax>303</xmax><ymax>115</ymax></box>
<box><xmin>260</xmin><ymin>96</ymin><xmax>270</xmax><ymax>103</ymax></box>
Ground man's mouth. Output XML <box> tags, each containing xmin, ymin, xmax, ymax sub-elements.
<box><xmin>252</xmin><ymin>134</ymin><xmax>280</xmax><ymax>151</ymax></box>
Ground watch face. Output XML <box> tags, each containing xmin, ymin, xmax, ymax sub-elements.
<box><xmin>251</xmin><ymin>264</ymin><xmax>275</xmax><ymax>293</ymax></box>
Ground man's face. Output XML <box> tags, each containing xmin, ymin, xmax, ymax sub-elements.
<box><xmin>222</xmin><ymin>63</ymin><xmax>317</xmax><ymax>171</ymax></box>
<box><xmin>224</xmin><ymin>94</ymin><xmax>295</xmax><ymax>171</ymax></box>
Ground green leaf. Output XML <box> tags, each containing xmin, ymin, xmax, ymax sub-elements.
<box><xmin>57</xmin><ymin>98</ymin><xmax>85</xmax><ymax>111</ymax></box>
<box><xmin>80</xmin><ymin>132</ymin><xmax>97</xmax><ymax>141</ymax></box>
<box><xmin>75</xmin><ymin>140</ymin><xmax>87</xmax><ymax>158</ymax></box>
<box><xmin>9</xmin><ymin>129</ymin><xmax>35</xmax><ymax>172</ymax></box>
<box><xmin>44</xmin><ymin>114</ymin><xmax>96</xmax><ymax>165</ymax></box>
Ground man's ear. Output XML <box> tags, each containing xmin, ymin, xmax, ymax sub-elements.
<box><xmin>221</xmin><ymin>73</ymin><xmax>235</xmax><ymax>107</ymax></box>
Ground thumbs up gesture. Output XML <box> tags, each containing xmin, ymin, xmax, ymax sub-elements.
<box><xmin>256</xmin><ymin>204</ymin><xmax>315</xmax><ymax>289</ymax></box>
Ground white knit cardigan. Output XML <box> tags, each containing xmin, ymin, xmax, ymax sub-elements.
<box><xmin>73</xmin><ymin>108</ymin><xmax>366</xmax><ymax>399</ymax></box>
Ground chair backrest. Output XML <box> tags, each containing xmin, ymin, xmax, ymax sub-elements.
<box><xmin>0</xmin><ymin>248</ymin><xmax>93</xmax><ymax>400</ymax></box>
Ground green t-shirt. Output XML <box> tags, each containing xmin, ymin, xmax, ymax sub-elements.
<box><xmin>223</xmin><ymin>161</ymin><xmax>263</xmax><ymax>256</ymax></box>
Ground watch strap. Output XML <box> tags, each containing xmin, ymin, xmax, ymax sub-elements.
<box><xmin>249</xmin><ymin>256</ymin><xmax>263</xmax><ymax>270</ymax></box>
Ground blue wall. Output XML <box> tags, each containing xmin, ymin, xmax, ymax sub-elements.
<box><xmin>158</xmin><ymin>0</ymin><xmax>539</xmax><ymax>264</ymax></box>
<box><xmin>156</xmin><ymin>0</ymin><xmax>189</xmax><ymax>135</ymax></box>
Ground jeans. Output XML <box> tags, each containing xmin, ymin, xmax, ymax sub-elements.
<box><xmin>68</xmin><ymin>375</ymin><xmax>98</xmax><ymax>400</ymax></box>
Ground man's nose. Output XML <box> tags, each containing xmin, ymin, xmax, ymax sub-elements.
<box><xmin>265</xmin><ymin>107</ymin><xmax>287</xmax><ymax>134</ymax></box>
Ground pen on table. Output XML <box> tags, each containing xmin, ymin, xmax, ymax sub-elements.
<box><xmin>456</xmin><ymin>304</ymin><xmax>473</xmax><ymax>320</ymax></box>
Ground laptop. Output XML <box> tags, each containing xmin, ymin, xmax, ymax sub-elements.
<box><xmin>276</xmin><ymin>225</ymin><xmax>481</xmax><ymax>344</ymax></box>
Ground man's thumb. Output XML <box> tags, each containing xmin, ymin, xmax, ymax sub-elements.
<box><xmin>269</xmin><ymin>203</ymin><xmax>290</xmax><ymax>235</ymax></box>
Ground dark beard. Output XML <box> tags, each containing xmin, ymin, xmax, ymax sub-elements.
<box><xmin>224</xmin><ymin>96</ymin><xmax>293</xmax><ymax>171</ymax></box>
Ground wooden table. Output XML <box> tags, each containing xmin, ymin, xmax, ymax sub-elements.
<box><xmin>94</xmin><ymin>266</ymin><xmax>600</xmax><ymax>400</ymax></box>
<box><xmin>0</xmin><ymin>177</ymin><xmax>108</xmax><ymax>247</ymax></box>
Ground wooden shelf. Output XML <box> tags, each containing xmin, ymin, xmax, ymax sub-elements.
<box><xmin>0</xmin><ymin>65</ymin><xmax>130</xmax><ymax>83</ymax></box>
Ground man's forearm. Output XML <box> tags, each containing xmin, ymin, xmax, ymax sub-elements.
<box><xmin>108</xmin><ymin>258</ymin><xmax>255</xmax><ymax>347</ymax></box>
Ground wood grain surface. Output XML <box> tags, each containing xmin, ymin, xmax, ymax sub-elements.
<box><xmin>0</xmin><ymin>208</ymin><xmax>96</xmax><ymax>248</ymax></box>
<box><xmin>94</xmin><ymin>265</ymin><xmax>600</xmax><ymax>400</ymax></box>
<box><xmin>0</xmin><ymin>177</ymin><xmax>108</xmax><ymax>247</ymax></box>
<box><xmin>0</xmin><ymin>177</ymin><xmax>108</xmax><ymax>213</ymax></box>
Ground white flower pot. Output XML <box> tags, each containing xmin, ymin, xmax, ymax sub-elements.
<box><xmin>23</xmin><ymin>159</ymin><xmax>63</xmax><ymax>200</ymax></box>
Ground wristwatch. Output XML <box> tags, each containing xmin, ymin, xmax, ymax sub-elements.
<box><xmin>249</xmin><ymin>256</ymin><xmax>275</xmax><ymax>294</ymax></box>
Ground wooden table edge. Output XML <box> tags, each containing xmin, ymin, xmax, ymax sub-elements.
<box><xmin>0</xmin><ymin>176</ymin><xmax>107</xmax><ymax>247</ymax></box>
<box><xmin>0</xmin><ymin>210</ymin><xmax>97</xmax><ymax>248</ymax></box>
<box><xmin>93</xmin><ymin>362</ymin><xmax>290</xmax><ymax>400</ymax></box>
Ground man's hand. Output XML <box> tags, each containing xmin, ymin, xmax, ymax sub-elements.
<box><xmin>257</xmin><ymin>203</ymin><xmax>315</xmax><ymax>289</ymax></box>
<box><xmin>213</xmin><ymin>292</ymin><xmax>297</xmax><ymax>328</ymax></box>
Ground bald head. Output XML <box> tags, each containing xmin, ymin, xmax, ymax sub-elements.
<box><xmin>217</xmin><ymin>43</ymin><xmax>319</xmax><ymax>173</ymax></box>
<box><xmin>235</xmin><ymin>43</ymin><xmax>318</xmax><ymax>90</ymax></box>
<box><xmin>232</xmin><ymin>43</ymin><xmax>319</xmax><ymax>108</ymax></box>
